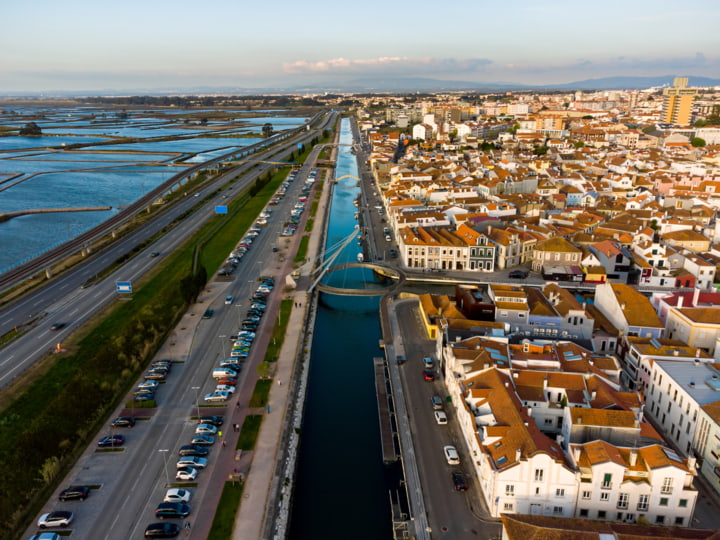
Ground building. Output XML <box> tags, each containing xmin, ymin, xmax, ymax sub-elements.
<box><xmin>662</xmin><ymin>77</ymin><xmax>697</xmax><ymax>126</ymax></box>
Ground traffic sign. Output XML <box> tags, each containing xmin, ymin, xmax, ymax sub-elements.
<box><xmin>116</xmin><ymin>281</ymin><xmax>132</xmax><ymax>293</ymax></box>
<box><xmin>215</xmin><ymin>205</ymin><xmax>228</xmax><ymax>214</ymax></box>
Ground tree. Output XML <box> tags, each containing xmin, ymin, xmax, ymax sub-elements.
<box><xmin>533</xmin><ymin>145</ymin><xmax>549</xmax><ymax>156</ymax></box>
<box><xmin>262</xmin><ymin>123</ymin><xmax>274</xmax><ymax>138</ymax></box>
<box><xmin>691</xmin><ymin>137</ymin><xmax>706</xmax><ymax>148</ymax></box>
<box><xmin>573</xmin><ymin>141</ymin><xmax>585</xmax><ymax>149</ymax></box>
<box><xmin>19</xmin><ymin>122</ymin><xmax>42</xmax><ymax>136</ymax></box>
<box><xmin>448</xmin><ymin>129</ymin><xmax>458</xmax><ymax>144</ymax></box>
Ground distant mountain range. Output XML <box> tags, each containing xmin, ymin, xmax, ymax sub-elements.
<box><xmin>2</xmin><ymin>75</ymin><xmax>719</xmax><ymax>98</ymax></box>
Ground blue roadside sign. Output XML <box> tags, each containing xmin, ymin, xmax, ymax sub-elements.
<box><xmin>116</xmin><ymin>281</ymin><xmax>132</xmax><ymax>293</ymax></box>
<box><xmin>215</xmin><ymin>205</ymin><xmax>228</xmax><ymax>214</ymax></box>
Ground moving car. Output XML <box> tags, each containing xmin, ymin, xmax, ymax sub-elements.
<box><xmin>144</xmin><ymin>522</ymin><xmax>181</xmax><ymax>538</ymax></box>
<box><xmin>452</xmin><ymin>471</ymin><xmax>468</xmax><ymax>491</ymax></box>
<box><xmin>434</xmin><ymin>411</ymin><xmax>448</xmax><ymax>425</ymax></box>
<box><xmin>175</xmin><ymin>467</ymin><xmax>198</xmax><ymax>481</ymax></box>
<box><xmin>111</xmin><ymin>416</ymin><xmax>136</xmax><ymax>428</ymax></box>
<box><xmin>50</xmin><ymin>323</ymin><xmax>65</xmax><ymax>331</ymax></box>
<box><xmin>423</xmin><ymin>369</ymin><xmax>435</xmax><ymax>381</ymax></box>
<box><xmin>225</xmin><ymin>295</ymin><xmax>234</xmax><ymax>305</ymax></box>
<box><xmin>97</xmin><ymin>434</ymin><xmax>125</xmax><ymax>447</ymax></box>
<box><xmin>37</xmin><ymin>511</ymin><xmax>74</xmax><ymax>528</ymax></box>
<box><xmin>178</xmin><ymin>444</ymin><xmax>209</xmax><ymax>457</ymax></box>
<box><xmin>509</xmin><ymin>269</ymin><xmax>528</xmax><ymax>279</ymax></box>
<box><xmin>431</xmin><ymin>396</ymin><xmax>443</xmax><ymax>410</ymax></box>
<box><xmin>443</xmin><ymin>445</ymin><xmax>460</xmax><ymax>465</ymax></box>
<box><xmin>150</xmin><ymin>251</ymin><xmax>160</xmax><ymax>257</ymax></box>
<box><xmin>202</xmin><ymin>308</ymin><xmax>214</xmax><ymax>319</ymax></box>
<box><xmin>164</xmin><ymin>488</ymin><xmax>192</xmax><ymax>503</ymax></box>
<box><xmin>155</xmin><ymin>502</ymin><xmax>191</xmax><ymax>519</ymax></box>
<box><xmin>58</xmin><ymin>485</ymin><xmax>90</xmax><ymax>501</ymax></box>
<box><xmin>176</xmin><ymin>456</ymin><xmax>207</xmax><ymax>469</ymax></box>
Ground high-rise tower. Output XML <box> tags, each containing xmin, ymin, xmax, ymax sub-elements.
<box><xmin>661</xmin><ymin>77</ymin><xmax>697</xmax><ymax>125</ymax></box>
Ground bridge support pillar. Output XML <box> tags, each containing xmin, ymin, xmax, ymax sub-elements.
<box><xmin>45</xmin><ymin>268</ymin><xmax>52</xmax><ymax>279</ymax></box>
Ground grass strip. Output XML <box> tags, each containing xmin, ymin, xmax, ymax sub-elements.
<box><xmin>293</xmin><ymin>235</ymin><xmax>309</xmax><ymax>264</ymax></box>
<box><xmin>237</xmin><ymin>415</ymin><xmax>263</xmax><ymax>451</ymax></box>
<box><xmin>263</xmin><ymin>299</ymin><xmax>293</xmax><ymax>363</ymax></box>
<box><xmin>207</xmin><ymin>481</ymin><xmax>244</xmax><ymax>540</ymax></box>
<box><xmin>248</xmin><ymin>379</ymin><xmax>272</xmax><ymax>408</ymax></box>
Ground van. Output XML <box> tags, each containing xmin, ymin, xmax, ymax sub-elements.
<box><xmin>212</xmin><ymin>367</ymin><xmax>237</xmax><ymax>379</ymax></box>
<box><xmin>423</xmin><ymin>356</ymin><xmax>433</xmax><ymax>369</ymax></box>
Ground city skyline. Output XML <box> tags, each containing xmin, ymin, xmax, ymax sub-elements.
<box><xmin>2</xmin><ymin>0</ymin><xmax>720</xmax><ymax>93</ymax></box>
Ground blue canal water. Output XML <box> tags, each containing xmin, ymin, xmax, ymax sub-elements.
<box><xmin>289</xmin><ymin>120</ymin><xmax>393</xmax><ymax>540</ymax></box>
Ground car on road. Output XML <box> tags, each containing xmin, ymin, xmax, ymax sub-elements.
<box><xmin>388</xmin><ymin>248</ymin><xmax>398</xmax><ymax>258</ymax></box>
<box><xmin>176</xmin><ymin>456</ymin><xmax>207</xmax><ymax>469</ymax></box>
<box><xmin>190</xmin><ymin>434</ymin><xmax>215</xmax><ymax>446</ymax></box>
<box><xmin>49</xmin><ymin>323</ymin><xmax>65</xmax><ymax>331</ymax></box>
<box><xmin>58</xmin><ymin>485</ymin><xmax>90</xmax><ymax>501</ymax></box>
<box><xmin>144</xmin><ymin>522</ymin><xmax>181</xmax><ymax>538</ymax></box>
<box><xmin>111</xmin><ymin>416</ymin><xmax>136</xmax><ymax>428</ymax></box>
<box><xmin>199</xmin><ymin>415</ymin><xmax>224</xmax><ymax>426</ymax></box>
<box><xmin>178</xmin><ymin>444</ymin><xmax>209</xmax><ymax>457</ymax></box>
<box><xmin>195</xmin><ymin>423</ymin><xmax>217</xmax><ymax>435</ymax></box>
<box><xmin>423</xmin><ymin>356</ymin><xmax>433</xmax><ymax>368</ymax></box>
<box><xmin>97</xmin><ymin>434</ymin><xmax>125</xmax><ymax>447</ymax></box>
<box><xmin>431</xmin><ymin>396</ymin><xmax>443</xmax><ymax>410</ymax></box>
<box><xmin>155</xmin><ymin>502</ymin><xmax>191</xmax><ymax>519</ymax></box>
<box><xmin>423</xmin><ymin>369</ymin><xmax>435</xmax><ymax>381</ymax></box>
<box><xmin>225</xmin><ymin>295</ymin><xmax>234</xmax><ymax>305</ymax></box>
<box><xmin>443</xmin><ymin>445</ymin><xmax>460</xmax><ymax>465</ymax></box>
<box><xmin>37</xmin><ymin>510</ymin><xmax>74</xmax><ymax>528</ymax></box>
<box><xmin>150</xmin><ymin>251</ymin><xmax>160</xmax><ymax>257</ymax></box>
<box><xmin>204</xmin><ymin>390</ymin><xmax>230</xmax><ymax>402</ymax></box>
<box><xmin>164</xmin><ymin>488</ymin><xmax>192</xmax><ymax>503</ymax></box>
<box><xmin>175</xmin><ymin>467</ymin><xmax>198</xmax><ymax>481</ymax></box>
<box><xmin>202</xmin><ymin>308</ymin><xmax>214</xmax><ymax>319</ymax></box>
<box><xmin>434</xmin><ymin>411</ymin><xmax>448</xmax><ymax>424</ymax></box>
<box><xmin>452</xmin><ymin>471</ymin><xmax>468</xmax><ymax>491</ymax></box>
<box><xmin>509</xmin><ymin>269</ymin><xmax>528</xmax><ymax>279</ymax></box>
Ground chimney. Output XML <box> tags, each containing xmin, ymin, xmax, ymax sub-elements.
<box><xmin>591</xmin><ymin>390</ymin><xmax>597</xmax><ymax>400</ymax></box>
<box><xmin>543</xmin><ymin>376</ymin><xmax>548</xmax><ymax>389</ymax></box>
<box><xmin>577</xmin><ymin>416</ymin><xmax>582</xmax><ymax>425</ymax></box>
<box><xmin>674</xmin><ymin>350</ymin><xmax>679</xmax><ymax>356</ymax></box>
<box><xmin>677</xmin><ymin>295</ymin><xmax>683</xmax><ymax>309</ymax></box>
<box><xmin>693</xmin><ymin>287</ymin><xmax>700</xmax><ymax>307</ymax></box>
<box><xmin>629</xmin><ymin>450</ymin><xmax>638</xmax><ymax>466</ymax></box>
<box><xmin>621</xmin><ymin>302</ymin><xmax>626</xmax><ymax>310</ymax></box>
<box><xmin>527</xmin><ymin>407</ymin><xmax>533</xmax><ymax>417</ymax></box>
<box><xmin>515</xmin><ymin>448</ymin><xmax>522</xmax><ymax>462</ymax></box>
<box><xmin>696</xmin><ymin>348</ymin><xmax>702</xmax><ymax>358</ymax></box>
<box><xmin>687</xmin><ymin>455</ymin><xmax>697</xmax><ymax>470</ymax></box>
<box><xmin>572</xmin><ymin>447</ymin><xmax>581</xmax><ymax>462</ymax></box>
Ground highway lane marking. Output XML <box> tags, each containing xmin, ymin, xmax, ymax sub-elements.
<box><xmin>94</xmin><ymin>291</ymin><xmax>103</xmax><ymax>298</ymax></box>
<box><xmin>33</xmin><ymin>299</ymin><xmax>44</xmax><ymax>306</ymax></box>
<box><xmin>70</xmin><ymin>308</ymin><xmax>79</xmax><ymax>315</ymax></box>
<box><xmin>59</xmin><ymin>283</ymin><xmax>68</xmax><ymax>290</ymax></box>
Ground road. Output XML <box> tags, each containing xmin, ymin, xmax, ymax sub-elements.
<box><xmin>21</xmin><ymin>139</ymin><xmax>326</xmax><ymax>540</ymax></box>
<box><xmin>0</xmin><ymin>111</ymin><xmax>336</xmax><ymax>390</ymax></box>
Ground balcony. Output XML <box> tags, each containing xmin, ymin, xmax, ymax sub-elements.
<box><xmin>601</xmin><ymin>482</ymin><xmax>612</xmax><ymax>490</ymax></box>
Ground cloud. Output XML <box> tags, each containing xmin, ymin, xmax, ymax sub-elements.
<box><xmin>282</xmin><ymin>56</ymin><xmax>492</xmax><ymax>76</ymax></box>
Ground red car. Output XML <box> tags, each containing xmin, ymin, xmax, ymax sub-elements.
<box><xmin>423</xmin><ymin>369</ymin><xmax>435</xmax><ymax>381</ymax></box>
<box><xmin>217</xmin><ymin>377</ymin><xmax>237</xmax><ymax>386</ymax></box>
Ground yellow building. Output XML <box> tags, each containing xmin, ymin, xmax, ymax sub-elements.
<box><xmin>662</xmin><ymin>77</ymin><xmax>697</xmax><ymax>125</ymax></box>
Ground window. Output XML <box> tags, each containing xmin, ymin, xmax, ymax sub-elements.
<box><xmin>544</xmin><ymin>418</ymin><xmax>553</xmax><ymax>425</ymax></box>
<box><xmin>579</xmin><ymin>508</ymin><xmax>589</xmax><ymax>517</ymax></box>
<box><xmin>679</xmin><ymin>499</ymin><xmax>688</xmax><ymax>508</ymax></box>
<box><xmin>582</xmin><ymin>491</ymin><xmax>591</xmax><ymax>500</ymax></box>
<box><xmin>637</xmin><ymin>494</ymin><xmax>649</xmax><ymax>511</ymax></box>
<box><xmin>553</xmin><ymin>506</ymin><xmax>563</xmax><ymax>515</ymax></box>
<box><xmin>659</xmin><ymin>497</ymin><xmax>669</xmax><ymax>506</ymax></box>
<box><xmin>556</xmin><ymin>488</ymin><xmax>565</xmax><ymax>497</ymax></box>
<box><xmin>617</xmin><ymin>493</ymin><xmax>629</xmax><ymax>509</ymax></box>
<box><xmin>661</xmin><ymin>477</ymin><xmax>673</xmax><ymax>494</ymax></box>
<box><xmin>534</xmin><ymin>469</ymin><xmax>544</xmax><ymax>482</ymax></box>
<box><xmin>675</xmin><ymin>517</ymin><xmax>684</xmax><ymax>525</ymax></box>
<box><xmin>602</xmin><ymin>473</ymin><xmax>612</xmax><ymax>489</ymax></box>
<box><xmin>655</xmin><ymin>515</ymin><xmax>665</xmax><ymax>524</ymax></box>
<box><xmin>598</xmin><ymin>510</ymin><xmax>607</xmax><ymax>519</ymax></box>
<box><xmin>600</xmin><ymin>492</ymin><xmax>610</xmax><ymax>502</ymax></box>
<box><xmin>505</xmin><ymin>484</ymin><xmax>514</xmax><ymax>496</ymax></box>
<box><xmin>503</xmin><ymin>503</ymin><xmax>514</xmax><ymax>511</ymax></box>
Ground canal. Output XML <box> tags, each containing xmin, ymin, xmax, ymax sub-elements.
<box><xmin>289</xmin><ymin>119</ymin><xmax>394</xmax><ymax>539</ymax></box>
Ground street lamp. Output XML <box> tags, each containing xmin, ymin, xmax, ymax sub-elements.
<box><xmin>191</xmin><ymin>386</ymin><xmax>200</xmax><ymax>421</ymax></box>
<box><xmin>236</xmin><ymin>304</ymin><xmax>243</xmax><ymax>327</ymax></box>
<box><xmin>219</xmin><ymin>335</ymin><xmax>227</xmax><ymax>358</ymax></box>
<box><xmin>158</xmin><ymin>449</ymin><xmax>170</xmax><ymax>487</ymax></box>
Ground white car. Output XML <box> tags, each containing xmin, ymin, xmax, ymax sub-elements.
<box><xmin>443</xmin><ymin>445</ymin><xmax>460</xmax><ymax>465</ymax></box>
<box><xmin>195</xmin><ymin>423</ymin><xmax>218</xmax><ymax>435</ymax></box>
<box><xmin>204</xmin><ymin>390</ymin><xmax>230</xmax><ymax>402</ymax></box>
<box><xmin>37</xmin><ymin>511</ymin><xmax>74</xmax><ymax>528</ymax></box>
<box><xmin>176</xmin><ymin>456</ymin><xmax>208</xmax><ymax>469</ymax></box>
<box><xmin>164</xmin><ymin>488</ymin><xmax>191</xmax><ymax>503</ymax></box>
<box><xmin>215</xmin><ymin>384</ymin><xmax>236</xmax><ymax>394</ymax></box>
<box><xmin>137</xmin><ymin>380</ymin><xmax>159</xmax><ymax>389</ymax></box>
<box><xmin>434</xmin><ymin>411</ymin><xmax>448</xmax><ymax>425</ymax></box>
<box><xmin>225</xmin><ymin>295</ymin><xmax>234</xmax><ymax>305</ymax></box>
<box><xmin>176</xmin><ymin>467</ymin><xmax>198</xmax><ymax>481</ymax></box>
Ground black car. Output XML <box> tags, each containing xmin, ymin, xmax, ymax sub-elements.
<box><xmin>199</xmin><ymin>415</ymin><xmax>224</xmax><ymax>427</ymax></box>
<box><xmin>155</xmin><ymin>502</ymin><xmax>191</xmax><ymax>519</ymax></box>
<box><xmin>452</xmin><ymin>471</ymin><xmax>468</xmax><ymax>491</ymax></box>
<box><xmin>97</xmin><ymin>434</ymin><xmax>125</xmax><ymax>447</ymax></box>
<box><xmin>59</xmin><ymin>485</ymin><xmax>90</xmax><ymax>501</ymax></box>
<box><xmin>150</xmin><ymin>251</ymin><xmax>160</xmax><ymax>257</ymax></box>
<box><xmin>178</xmin><ymin>444</ymin><xmax>210</xmax><ymax>457</ymax></box>
<box><xmin>50</xmin><ymin>322</ymin><xmax>65</xmax><ymax>331</ymax></box>
<box><xmin>111</xmin><ymin>416</ymin><xmax>136</xmax><ymax>428</ymax></box>
<box><xmin>509</xmin><ymin>269</ymin><xmax>528</xmax><ymax>279</ymax></box>
<box><xmin>202</xmin><ymin>309</ymin><xmax>214</xmax><ymax>319</ymax></box>
<box><xmin>144</xmin><ymin>522</ymin><xmax>181</xmax><ymax>538</ymax></box>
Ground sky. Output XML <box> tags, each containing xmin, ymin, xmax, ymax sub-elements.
<box><xmin>2</xmin><ymin>0</ymin><xmax>720</xmax><ymax>93</ymax></box>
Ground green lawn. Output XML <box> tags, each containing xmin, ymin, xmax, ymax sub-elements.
<box><xmin>237</xmin><ymin>415</ymin><xmax>263</xmax><ymax>450</ymax></box>
<box><xmin>207</xmin><ymin>481</ymin><xmax>244</xmax><ymax>540</ymax></box>
<box><xmin>248</xmin><ymin>379</ymin><xmax>272</xmax><ymax>408</ymax></box>
<box><xmin>264</xmin><ymin>299</ymin><xmax>293</xmax><ymax>363</ymax></box>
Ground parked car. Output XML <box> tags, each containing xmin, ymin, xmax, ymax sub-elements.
<box><xmin>29</xmin><ymin>533</ymin><xmax>61</xmax><ymax>540</ymax></box>
<box><xmin>204</xmin><ymin>390</ymin><xmax>230</xmax><ymax>402</ymax></box>
<box><xmin>133</xmin><ymin>387</ymin><xmax>155</xmax><ymax>397</ymax></box>
<box><xmin>509</xmin><ymin>269</ymin><xmax>528</xmax><ymax>279</ymax></box>
<box><xmin>434</xmin><ymin>411</ymin><xmax>448</xmax><ymax>425</ymax></box>
<box><xmin>111</xmin><ymin>416</ymin><xmax>136</xmax><ymax>428</ymax></box>
<box><xmin>215</xmin><ymin>384</ymin><xmax>236</xmax><ymax>394</ymax></box>
<box><xmin>431</xmin><ymin>396</ymin><xmax>443</xmax><ymax>410</ymax></box>
<box><xmin>59</xmin><ymin>485</ymin><xmax>90</xmax><ymax>501</ymax></box>
<box><xmin>155</xmin><ymin>502</ymin><xmax>191</xmax><ymax>519</ymax></box>
<box><xmin>144</xmin><ymin>522</ymin><xmax>181</xmax><ymax>538</ymax></box>
<box><xmin>452</xmin><ymin>471</ymin><xmax>468</xmax><ymax>491</ymax></box>
<box><xmin>175</xmin><ymin>467</ymin><xmax>198</xmax><ymax>481</ymax></box>
<box><xmin>190</xmin><ymin>434</ymin><xmax>215</xmax><ymax>446</ymax></box>
<box><xmin>195</xmin><ymin>423</ymin><xmax>217</xmax><ymax>435</ymax></box>
<box><xmin>216</xmin><ymin>377</ymin><xmax>237</xmax><ymax>386</ymax></box>
<box><xmin>133</xmin><ymin>393</ymin><xmax>155</xmax><ymax>403</ymax></box>
<box><xmin>37</xmin><ymin>511</ymin><xmax>74</xmax><ymax>528</ymax></box>
<box><xmin>176</xmin><ymin>456</ymin><xmax>207</xmax><ymax>469</ymax></box>
<box><xmin>97</xmin><ymin>434</ymin><xmax>125</xmax><ymax>447</ymax></box>
<box><xmin>164</xmin><ymin>488</ymin><xmax>192</xmax><ymax>503</ymax></box>
<box><xmin>443</xmin><ymin>445</ymin><xmax>460</xmax><ymax>465</ymax></box>
<box><xmin>178</xmin><ymin>444</ymin><xmax>209</xmax><ymax>457</ymax></box>
<box><xmin>138</xmin><ymin>380</ymin><xmax>160</xmax><ymax>389</ymax></box>
<box><xmin>144</xmin><ymin>371</ymin><xmax>166</xmax><ymax>381</ymax></box>
<box><xmin>199</xmin><ymin>415</ymin><xmax>224</xmax><ymax>426</ymax></box>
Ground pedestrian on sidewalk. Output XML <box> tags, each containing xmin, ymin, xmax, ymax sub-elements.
<box><xmin>222</xmin><ymin>440</ymin><xmax>227</xmax><ymax>448</ymax></box>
